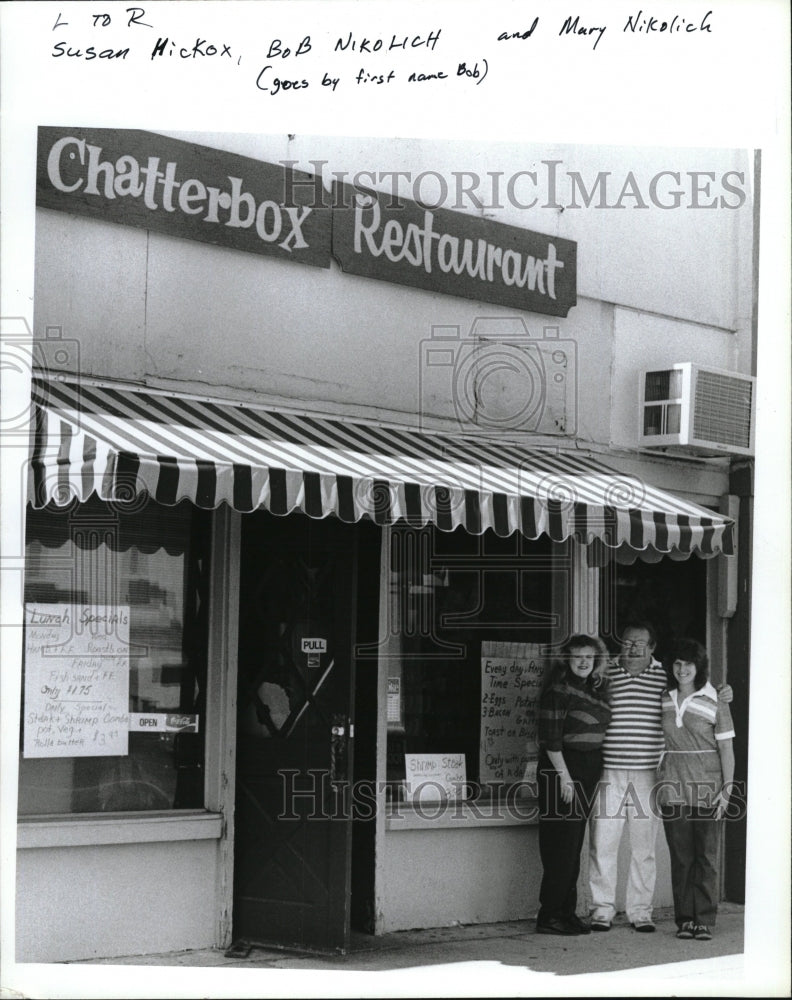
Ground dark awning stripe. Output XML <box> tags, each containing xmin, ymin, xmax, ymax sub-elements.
<box><xmin>493</xmin><ymin>493</ymin><xmax>509</xmax><ymax>537</ymax></box>
<box><xmin>372</xmin><ymin>479</ymin><xmax>392</xmax><ymax>526</ymax></box>
<box><xmin>653</xmin><ymin>511</ymin><xmax>668</xmax><ymax>553</ymax></box>
<box><xmin>114</xmin><ymin>452</ymin><xmax>141</xmax><ymax>502</ymax></box>
<box><xmin>464</xmin><ymin>490</ymin><xmax>481</xmax><ymax>535</ymax></box>
<box><xmin>435</xmin><ymin>486</ymin><xmax>452</xmax><ymax>532</ymax></box>
<box><xmin>573</xmin><ymin>502</ymin><xmax>588</xmax><ymax>543</ymax></box>
<box><xmin>677</xmin><ymin>515</ymin><xmax>692</xmax><ymax>554</ymax></box>
<box><xmin>520</xmin><ymin>496</ymin><xmax>538</xmax><ymax>538</ymax></box>
<box><xmin>155</xmin><ymin>456</ymin><xmax>179</xmax><ymax>505</ymax></box>
<box><xmin>304</xmin><ymin>471</ymin><xmax>323</xmax><ymax>519</ymax></box>
<box><xmin>548</xmin><ymin>500</ymin><xmax>564</xmax><ymax>542</ymax></box>
<box><xmin>631</xmin><ymin>509</ymin><xmax>653</xmax><ymax>549</ymax></box>
<box><xmin>269</xmin><ymin>467</ymin><xmax>288</xmax><ymax>516</ymax></box>
<box><xmin>337</xmin><ymin>475</ymin><xmax>356</xmax><ymax>523</ymax></box>
<box><xmin>404</xmin><ymin>482</ymin><xmax>423</xmax><ymax>526</ymax></box>
<box><xmin>232</xmin><ymin>463</ymin><xmax>254</xmax><ymax>512</ymax></box>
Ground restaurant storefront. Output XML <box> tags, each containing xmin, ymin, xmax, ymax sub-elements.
<box><xmin>15</xmin><ymin>128</ymin><xmax>753</xmax><ymax>961</ymax></box>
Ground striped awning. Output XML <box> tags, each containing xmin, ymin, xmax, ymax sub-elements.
<box><xmin>28</xmin><ymin>378</ymin><xmax>734</xmax><ymax>559</ymax></box>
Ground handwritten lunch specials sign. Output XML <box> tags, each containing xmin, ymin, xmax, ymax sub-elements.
<box><xmin>23</xmin><ymin>603</ymin><xmax>131</xmax><ymax>758</ymax></box>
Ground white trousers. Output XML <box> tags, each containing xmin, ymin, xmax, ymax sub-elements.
<box><xmin>589</xmin><ymin>767</ymin><xmax>661</xmax><ymax>923</ymax></box>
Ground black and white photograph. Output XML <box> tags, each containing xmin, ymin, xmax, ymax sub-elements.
<box><xmin>1</xmin><ymin>3</ymin><xmax>789</xmax><ymax>998</ymax></box>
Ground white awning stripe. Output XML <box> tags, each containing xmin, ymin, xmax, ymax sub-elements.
<box><xmin>28</xmin><ymin>379</ymin><xmax>734</xmax><ymax>557</ymax></box>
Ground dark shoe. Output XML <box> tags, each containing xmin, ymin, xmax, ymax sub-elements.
<box><xmin>567</xmin><ymin>914</ymin><xmax>592</xmax><ymax>935</ymax></box>
<box><xmin>693</xmin><ymin>924</ymin><xmax>712</xmax><ymax>941</ymax></box>
<box><xmin>676</xmin><ymin>921</ymin><xmax>695</xmax><ymax>939</ymax></box>
<box><xmin>631</xmin><ymin>919</ymin><xmax>656</xmax><ymax>933</ymax></box>
<box><xmin>536</xmin><ymin>916</ymin><xmax>580</xmax><ymax>936</ymax></box>
<box><xmin>590</xmin><ymin>918</ymin><xmax>611</xmax><ymax>932</ymax></box>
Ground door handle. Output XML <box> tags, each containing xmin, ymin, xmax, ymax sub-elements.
<box><xmin>330</xmin><ymin>714</ymin><xmax>348</xmax><ymax>782</ymax></box>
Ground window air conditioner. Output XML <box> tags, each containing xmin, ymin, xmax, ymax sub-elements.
<box><xmin>639</xmin><ymin>363</ymin><xmax>755</xmax><ymax>456</ymax></box>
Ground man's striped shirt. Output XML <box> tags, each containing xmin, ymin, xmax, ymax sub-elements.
<box><xmin>602</xmin><ymin>659</ymin><xmax>667</xmax><ymax>769</ymax></box>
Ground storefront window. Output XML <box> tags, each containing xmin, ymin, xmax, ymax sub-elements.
<box><xmin>18</xmin><ymin>497</ymin><xmax>210</xmax><ymax>815</ymax></box>
<box><xmin>385</xmin><ymin>525</ymin><xmax>556</xmax><ymax>802</ymax></box>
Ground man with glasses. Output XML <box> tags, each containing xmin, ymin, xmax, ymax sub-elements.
<box><xmin>588</xmin><ymin>622</ymin><xmax>731</xmax><ymax>933</ymax></box>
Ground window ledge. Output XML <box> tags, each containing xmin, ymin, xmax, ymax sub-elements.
<box><xmin>385</xmin><ymin>797</ymin><xmax>539</xmax><ymax>831</ymax></box>
<box><xmin>17</xmin><ymin>810</ymin><xmax>223</xmax><ymax>848</ymax></box>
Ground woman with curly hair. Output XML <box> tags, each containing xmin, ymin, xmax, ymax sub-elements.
<box><xmin>536</xmin><ymin>634</ymin><xmax>612</xmax><ymax>936</ymax></box>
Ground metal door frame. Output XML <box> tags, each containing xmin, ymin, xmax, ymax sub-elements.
<box><xmin>198</xmin><ymin>506</ymin><xmax>241</xmax><ymax>950</ymax></box>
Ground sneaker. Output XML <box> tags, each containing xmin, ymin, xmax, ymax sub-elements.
<box><xmin>631</xmin><ymin>919</ymin><xmax>656</xmax><ymax>933</ymax></box>
<box><xmin>676</xmin><ymin>921</ymin><xmax>695</xmax><ymax>939</ymax></box>
<box><xmin>693</xmin><ymin>924</ymin><xmax>712</xmax><ymax>941</ymax></box>
<box><xmin>590</xmin><ymin>918</ymin><xmax>611</xmax><ymax>932</ymax></box>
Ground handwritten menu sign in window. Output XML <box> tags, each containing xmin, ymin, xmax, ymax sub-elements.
<box><xmin>404</xmin><ymin>753</ymin><xmax>467</xmax><ymax>802</ymax></box>
<box><xmin>23</xmin><ymin>604</ymin><xmax>130</xmax><ymax>758</ymax></box>
<box><xmin>479</xmin><ymin>642</ymin><xmax>546</xmax><ymax>786</ymax></box>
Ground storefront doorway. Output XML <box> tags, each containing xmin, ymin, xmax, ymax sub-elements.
<box><xmin>599</xmin><ymin>555</ymin><xmax>707</xmax><ymax>659</ymax></box>
<box><xmin>232</xmin><ymin>511</ymin><xmax>362</xmax><ymax>952</ymax></box>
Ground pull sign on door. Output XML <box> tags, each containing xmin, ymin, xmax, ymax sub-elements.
<box><xmin>302</xmin><ymin>637</ymin><xmax>327</xmax><ymax>669</ymax></box>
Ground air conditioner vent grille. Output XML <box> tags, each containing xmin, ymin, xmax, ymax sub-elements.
<box><xmin>693</xmin><ymin>370</ymin><xmax>753</xmax><ymax>448</ymax></box>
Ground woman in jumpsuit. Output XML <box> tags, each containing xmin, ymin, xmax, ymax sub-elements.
<box><xmin>658</xmin><ymin>637</ymin><xmax>735</xmax><ymax>941</ymax></box>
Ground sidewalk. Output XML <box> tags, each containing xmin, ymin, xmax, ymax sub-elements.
<box><xmin>53</xmin><ymin>902</ymin><xmax>750</xmax><ymax>998</ymax></box>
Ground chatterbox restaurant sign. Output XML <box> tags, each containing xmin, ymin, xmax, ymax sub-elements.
<box><xmin>37</xmin><ymin>126</ymin><xmax>330</xmax><ymax>267</ymax></box>
<box><xmin>333</xmin><ymin>184</ymin><xmax>576</xmax><ymax>315</ymax></box>
<box><xmin>37</xmin><ymin>127</ymin><xmax>577</xmax><ymax>317</ymax></box>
